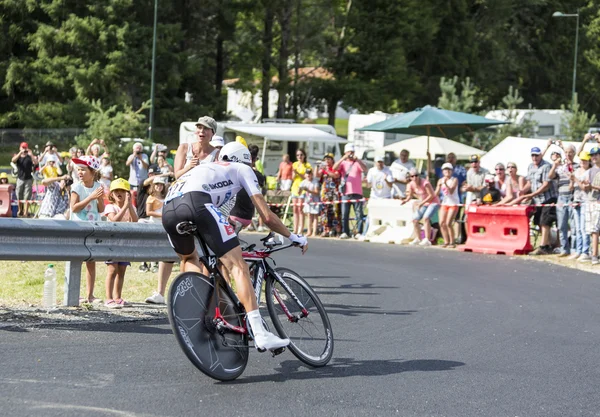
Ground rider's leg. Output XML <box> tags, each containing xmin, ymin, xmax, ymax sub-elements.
<box><xmin>178</xmin><ymin>250</ymin><xmax>203</xmax><ymax>273</ymax></box>
<box><xmin>219</xmin><ymin>245</ymin><xmax>289</xmax><ymax>350</ymax></box>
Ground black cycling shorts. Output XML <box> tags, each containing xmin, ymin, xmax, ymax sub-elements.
<box><xmin>162</xmin><ymin>192</ymin><xmax>240</xmax><ymax>258</ymax></box>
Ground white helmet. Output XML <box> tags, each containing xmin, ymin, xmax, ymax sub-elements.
<box><xmin>218</xmin><ymin>142</ymin><xmax>252</xmax><ymax>164</ymax></box>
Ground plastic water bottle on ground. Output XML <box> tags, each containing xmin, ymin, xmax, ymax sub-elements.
<box><xmin>42</xmin><ymin>264</ymin><xmax>57</xmax><ymax>308</ymax></box>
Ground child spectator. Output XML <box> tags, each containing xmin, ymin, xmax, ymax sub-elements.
<box><xmin>39</xmin><ymin>175</ymin><xmax>72</xmax><ymax>219</ymax></box>
<box><xmin>434</xmin><ymin>163</ymin><xmax>459</xmax><ymax>247</ymax></box>
<box><xmin>0</xmin><ymin>172</ymin><xmax>8</xmax><ymax>184</ymax></box>
<box><xmin>70</xmin><ymin>155</ymin><xmax>104</xmax><ymax>304</ymax></box>
<box><xmin>99</xmin><ymin>156</ymin><xmax>113</xmax><ymax>193</ymax></box>
<box><xmin>103</xmin><ymin>178</ymin><xmax>139</xmax><ymax>308</ymax></box>
<box><xmin>146</xmin><ymin>176</ymin><xmax>167</xmax><ymax>223</ymax></box>
<box><xmin>299</xmin><ymin>169</ymin><xmax>320</xmax><ymax>237</ymax></box>
<box><xmin>277</xmin><ymin>154</ymin><xmax>293</xmax><ymax>191</ymax></box>
<box><xmin>478</xmin><ymin>174</ymin><xmax>503</xmax><ymax>204</ymax></box>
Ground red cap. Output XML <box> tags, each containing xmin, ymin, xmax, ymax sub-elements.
<box><xmin>20</xmin><ymin>142</ymin><xmax>28</xmax><ymax>149</ymax></box>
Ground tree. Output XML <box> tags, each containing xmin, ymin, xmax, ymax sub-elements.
<box><xmin>437</xmin><ymin>76</ymin><xmax>477</xmax><ymax>113</ymax></box>
<box><xmin>75</xmin><ymin>99</ymin><xmax>150</xmax><ymax>178</ymax></box>
<box><xmin>560</xmin><ymin>94</ymin><xmax>597</xmax><ymax>141</ymax></box>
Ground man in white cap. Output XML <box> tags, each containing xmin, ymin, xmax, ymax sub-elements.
<box><xmin>126</xmin><ymin>142</ymin><xmax>149</xmax><ymax>192</ymax></box>
<box><xmin>390</xmin><ymin>149</ymin><xmax>415</xmax><ymax>199</ymax></box>
<box><xmin>333</xmin><ymin>143</ymin><xmax>368</xmax><ymax>239</ymax></box>
<box><xmin>210</xmin><ymin>135</ymin><xmax>225</xmax><ymax>149</ymax></box>
<box><xmin>366</xmin><ymin>155</ymin><xmax>394</xmax><ymax>200</ymax></box>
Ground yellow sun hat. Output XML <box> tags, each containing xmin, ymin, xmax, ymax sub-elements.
<box><xmin>109</xmin><ymin>178</ymin><xmax>130</xmax><ymax>192</ymax></box>
<box><xmin>236</xmin><ymin>135</ymin><xmax>248</xmax><ymax>148</ymax></box>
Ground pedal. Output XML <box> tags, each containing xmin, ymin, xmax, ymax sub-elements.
<box><xmin>270</xmin><ymin>347</ymin><xmax>286</xmax><ymax>357</ymax></box>
<box><xmin>256</xmin><ymin>347</ymin><xmax>267</xmax><ymax>353</ymax></box>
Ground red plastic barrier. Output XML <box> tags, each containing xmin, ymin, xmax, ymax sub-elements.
<box><xmin>459</xmin><ymin>204</ymin><xmax>535</xmax><ymax>255</ymax></box>
<box><xmin>0</xmin><ymin>184</ymin><xmax>15</xmax><ymax>217</ymax></box>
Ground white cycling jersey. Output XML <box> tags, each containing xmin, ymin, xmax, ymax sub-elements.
<box><xmin>165</xmin><ymin>161</ymin><xmax>261</xmax><ymax>207</ymax></box>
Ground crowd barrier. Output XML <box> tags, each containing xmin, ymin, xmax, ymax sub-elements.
<box><xmin>363</xmin><ymin>199</ymin><xmax>414</xmax><ymax>244</ymax></box>
<box><xmin>459</xmin><ymin>204</ymin><xmax>535</xmax><ymax>255</ymax></box>
<box><xmin>0</xmin><ymin>184</ymin><xmax>14</xmax><ymax>217</ymax></box>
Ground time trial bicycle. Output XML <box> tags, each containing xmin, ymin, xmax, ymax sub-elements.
<box><xmin>167</xmin><ymin>225</ymin><xmax>334</xmax><ymax>381</ymax></box>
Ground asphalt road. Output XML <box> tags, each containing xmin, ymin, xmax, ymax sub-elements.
<box><xmin>2</xmin><ymin>236</ymin><xmax>600</xmax><ymax>417</ymax></box>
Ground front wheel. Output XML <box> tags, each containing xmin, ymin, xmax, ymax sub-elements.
<box><xmin>167</xmin><ymin>272</ymin><xmax>249</xmax><ymax>381</ymax></box>
<box><xmin>265</xmin><ymin>267</ymin><xmax>334</xmax><ymax>367</ymax></box>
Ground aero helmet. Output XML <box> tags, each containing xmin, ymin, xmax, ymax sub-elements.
<box><xmin>218</xmin><ymin>142</ymin><xmax>251</xmax><ymax>164</ymax></box>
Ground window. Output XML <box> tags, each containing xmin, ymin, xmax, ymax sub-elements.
<box><xmin>537</xmin><ymin>126</ymin><xmax>555</xmax><ymax>137</ymax></box>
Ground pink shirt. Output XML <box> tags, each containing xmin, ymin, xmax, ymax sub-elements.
<box><xmin>278</xmin><ymin>162</ymin><xmax>293</xmax><ymax>180</ymax></box>
<box><xmin>338</xmin><ymin>160</ymin><xmax>364</xmax><ymax>195</ymax></box>
<box><xmin>408</xmin><ymin>179</ymin><xmax>440</xmax><ymax>204</ymax></box>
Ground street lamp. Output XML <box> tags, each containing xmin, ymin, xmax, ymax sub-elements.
<box><xmin>552</xmin><ymin>10</ymin><xmax>580</xmax><ymax>109</ymax></box>
<box><xmin>149</xmin><ymin>0</ymin><xmax>158</xmax><ymax>141</ymax></box>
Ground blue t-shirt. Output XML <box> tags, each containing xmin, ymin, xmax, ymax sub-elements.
<box><xmin>71</xmin><ymin>181</ymin><xmax>102</xmax><ymax>221</ymax></box>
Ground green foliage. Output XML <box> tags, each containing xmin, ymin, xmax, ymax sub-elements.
<box><xmin>560</xmin><ymin>94</ymin><xmax>598</xmax><ymax>141</ymax></box>
<box><xmin>75</xmin><ymin>99</ymin><xmax>150</xmax><ymax>178</ymax></box>
<box><xmin>438</xmin><ymin>76</ymin><xmax>477</xmax><ymax>113</ymax></box>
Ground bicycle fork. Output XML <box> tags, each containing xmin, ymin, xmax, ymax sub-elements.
<box><xmin>271</xmin><ymin>269</ymin><xmax>309</xmax><ymax>322</ymax></box>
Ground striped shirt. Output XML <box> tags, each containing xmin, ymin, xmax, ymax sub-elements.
<box><xmin>526</xmin><ymin>160</ymin><xmax>557</xmax><ymax>204</ymax></box>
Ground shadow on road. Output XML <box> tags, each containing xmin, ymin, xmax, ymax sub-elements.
<box><xmin>323</xmin><ymin>303</ymin><xmax>417</xmax><ymax>317</ymax></box>
<box><xmin>303</xmin><ymin>276</ymin><xmax>351</xmax><ymax>280</ymax></box>
<box><xmin>0</xmin><ymin>319</ymin><xmax>172</xmax><ymax>334</ymax></box>
<box><xmin>224</xmin><ymin>357</ymin><xmax>465</xmax><ymax>384</ymax></box>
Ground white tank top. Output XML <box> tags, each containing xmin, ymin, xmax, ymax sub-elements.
<box><xmin>186</xmin><ymin>143</ymin><xmax>218</xmax><ymax>164</ymax></box>
<box><xmin>441</xmin><ymin>179</ymin><xmax>460</xmax><ymax>206</ymax></box>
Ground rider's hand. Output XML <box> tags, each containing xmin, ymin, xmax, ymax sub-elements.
<box><xmin>289</xmin><ymin>233</ymin><xmax>308</xmax><ymax>254</ymax></box>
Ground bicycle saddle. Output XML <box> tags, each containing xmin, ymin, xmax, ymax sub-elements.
<box><xmin>176</xmin><ymin>221</ymin><xmax>197</xmax><ymax>235</ymax></box>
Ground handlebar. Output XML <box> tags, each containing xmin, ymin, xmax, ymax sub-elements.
<box><xmin>241</xmin><ymin>232</ymin><xmax>297</xmax><ymax>255</ymax></box>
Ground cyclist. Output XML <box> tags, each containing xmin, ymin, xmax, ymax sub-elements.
<box><xmin>162</xmin><ymin>142</ymin><xmax>308</xmax><ymax>351</ymax></box>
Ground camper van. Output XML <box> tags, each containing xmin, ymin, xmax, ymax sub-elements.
<box><xmin>484</xmin><ymin>109</ymin><xmax>568</xmax><ymax>139</ymax></box>
<box><xmin>179</xmin><ymin>121</ymin><xmax>346</xmax><ymax>176</ymax></box>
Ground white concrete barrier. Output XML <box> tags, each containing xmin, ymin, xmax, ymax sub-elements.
<box><xmin>364</xmin><ymin>199</ymin><xmax>415</xmax><ymax>244</ymax></box>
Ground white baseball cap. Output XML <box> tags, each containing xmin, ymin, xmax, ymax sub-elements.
<box><xmin>344</xmin><ymin>143</ymin><xmax>355</xmax><ymax>153</ymax></box>
<box><xmin>441</xmin><ymin>162</ymin><xmax>453</xmax><ymax>170</ymax></box>
<box><xmin>375</xmin><ymin>155</ymin><xmax>384</xmax><ymax>162</ymax></box>
<box><xmin>210</xmin><ymin>135</ymin><xmax>224</xmax><ymax>148</ymax></box>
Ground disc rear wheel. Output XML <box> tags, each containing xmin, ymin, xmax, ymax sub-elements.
<box><xmin>167</xmin><ymin>272</ymin><xmax>248</xmax><ymax>381</ymax></box>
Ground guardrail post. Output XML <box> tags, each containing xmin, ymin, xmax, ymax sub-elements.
<box><xmin>64</xmin><ymin>261</ymin><xmax>82</xmax><ymax>306</ymax></box>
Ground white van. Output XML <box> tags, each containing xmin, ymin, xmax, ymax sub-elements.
<box><xmin>179</xmin><ymin>122</ymin><xmax>347</xmax><ymax>176</ymax></box>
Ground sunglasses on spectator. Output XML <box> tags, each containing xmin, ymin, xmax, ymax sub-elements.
<box><xmin>495</xmin><ymin>168</ymin><xmax>505</xmax><ymax>171</ymax></box>
<box><xmin>410</xmin><ymin>175</ymin><xmax>418</xmax><ymax>178</ymax></box>
<box><xmin>507</xmin><ymin>165</ymin><xmax>516</xmax><ymax>169</ymax></box>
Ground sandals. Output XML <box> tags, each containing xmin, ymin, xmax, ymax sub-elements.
<box><xmin>79</xmin><ymin>297</ymin><xmax>103</xmax><ymax>305</ymax></box>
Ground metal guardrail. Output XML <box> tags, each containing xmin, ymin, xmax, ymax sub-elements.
<box><xmin>0</xmin><ymin>218</ymin><xmax>178</xmax><ymax>306</ymax></box>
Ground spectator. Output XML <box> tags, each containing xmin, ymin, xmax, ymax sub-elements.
<box><xmin>137</xmin><ymin>164</ymin><xmax>163</xmax><ymax>273</ymax></box>
<box><xmin>39</xmin><ymin>141</ymin><xmax>62</xmax><ymax>168</ymax></box>
<box><xmin>86</xmin><ymin>138</ymin><xmax>108</xmax><ymax>159</ymax></box>
<box><xmin>366</xmin><ymin>155</ymin><xmax>394</xmax><ymax>200</ymax></box>
<box><xmin>103</xmin><ymin>178</ymin><xmax>138</xmax><ymax>308</ymax></box>
<box><xmin>478</xmin><ymin>174</ymin><xmax>503</xmax><ymax>204</ymax></box>
<box><xmin>334</xmin><ymin>143</ymin><xmax>367</xmax><ymax>239</ymax></box>
<box><xmin>210</xmin><ymin>135</ymin><xmax>225</xmax><ymax>149</ymax></box>
<box><xmin>126</xmin><ymin>142</ymin><xmax>149</xmax><ymax>191</ymax></box>
<box><xmin>497</xmin><ymin>162</ymin><xmax>527</xmax><ymax>205</ymax></box>
<box><xmin>0</xmin><ymin>172</ymin><xmax>8</xmax><ymax>185</ymax></box>
<box><xmin>66</xmin><ymin>147</ymin><xmax>78</xmax><ymax>181</ymax></box>
<box><xmin>492</xmin><ymin>163</ymin><xmax>509</xmax><ymax>199</ymax></box>
<box><xmin>156</xmin><ymin>154</ymin><xmax>174</xmax><ymax>178</ymax></box>
<box><xmin>99</xmin><ymin>156</ymin><xmax>113</xmax><ymax>193</ymax></box>
<box><xmin>571</xmin><ymin>151</ymin><xmax>591</xmax><ymax>261</ymax></box>
<box><xmin>513</xmin><ymin>146</ymin><xmax>558</xmax><ymax>256</ymax></box>
<box><xmin>70</xmin><ymin>155</ymin><xmax>104</xmax><ymax>304</ymax></box>
<box><xmin>41</xmin><ymin>158</ymin><xmax>61</xmax><ymax>179</ymax></box>
<box><xmin>403</xmin><ymin>168</ymin><xmax>440</xmax><ymax>246</ymax></box>
<box><xmin>76</xmin><ymin>148</ymin><xmax>85</xmax><ymax>158</ymax></box>
<box><xmin>38</xmin><ymin>175</ymin><xmax>72</xmax><ymax>219</ymax></box>
<box><xmin>548</xmin><ymin>144</ymin><xmax>578</xmax><ymax>257</ymax></box>
<box><xmin>11</xmin><ymin>142</ymin><xmax>37</xmax><ymax>217</ymax></box>
<box><xmin>581</xmin><ymin>147</ymin><xmax>600</xmax><ymax>264</ymax></box>
<box><xmin>299</xmin><ymin>168</ymin><xmax>321</xmax><ymax>237</ymax></box>
<box><xmin>146</xmin><ymin>176</ymin><xmax>168</xmax><ymax>223</ymax></box>
<box><xmin>150</xmin><ymin>143</ymin><xmax>169</xmax><ymax>164</ymax></box>
<box><xmin>435</xmin><ymin>153</ymin><xmax>467</xmax><ymax>198</ymax></box>
<box><xmin>276</xmin><ymin>154</ymin><xmax>293</xmax><ymax>191</ymax></box>
<box><xmin>434</xmin><ymin>163</ymin><xmax>459</xmax><ymax>247</ymax></box>
<box><xmin>461</xmin><ymin>154</ymin><xmax>489</xmax><ymax>206</ymax></box>
<box><xmin>229</xmin><ymin>145</ymin><xmax>266</xmax><ymax>233</ymax></box>
<box><xmin>390</xmin><ymin>149</ymin><xmax>415</xmax><ymax>198</ymax></box>
<box><xmin>174</xmin><ymin>116</ymin><xmax>219</xmax><ymax>179</ymax></box>
<box><xmin>317</xmin><ymin>153</ymin><xmax>341</xmax><ymax>237</ymax></box>
<box><xmin>291</xmin><ymin>149</ymin><xmax>312</xmax><ymax>235</ymax></box>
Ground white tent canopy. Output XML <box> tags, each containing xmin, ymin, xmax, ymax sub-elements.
<box><xmin>481</xmin><ymin>136</ymin><xmax>593</xmax><ymax>176</ymax></box>
<box><xmin>382</xmin><ymin>136</ymin><xmax>485</xmax><ymax>160</ymax></box>
<box><xmin>224</xmin><ymin>124</ymin><xmax>347</xmax><ymax>144</ymax></box>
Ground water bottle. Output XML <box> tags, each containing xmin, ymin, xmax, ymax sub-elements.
<box><xmin>42</xmin><ymin>264</ymin><xmax>57</xmax><ymax>308</ymax></box>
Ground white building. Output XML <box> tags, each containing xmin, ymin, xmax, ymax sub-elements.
<box><xmin>347</xmin><ymin>112</ymin><xmax>414</xmax><ymax>156</ymax></box>
<box><xmin>484</xmin><ymin>109</ymin><xmax>569</xmax><ymax>139</ymax></box>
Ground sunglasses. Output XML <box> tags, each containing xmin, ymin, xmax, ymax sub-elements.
<box><xmin>507</xmin><ymin>166</ymin><xmax>516</xmax><ymax>169</ymax></box>
<box><xmin>531</xmin><ymin>154</ymin><xmax>541</xmax><ymax>157</ymax></box>
<box><xmin>471</xmin><ymin>160</ymin><xmax>479</xmax><ymax>163</ymax></box>
<box><xmin>495</xmin><ymin>168</ymin><xmax>505</xmax><ymax>171</ymax></box>
<box><xmin>410</xmin><ymin>175</ymin><xmax>418</xmax><ymax>178</ymax></box>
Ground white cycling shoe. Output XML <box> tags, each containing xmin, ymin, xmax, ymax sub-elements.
<box><xmin>253</xmin><ymin>331</ymin><xmax>290</xmax><ymax>351</ymax></box>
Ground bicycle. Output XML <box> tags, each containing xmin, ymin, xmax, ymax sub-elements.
<box><xmin>167</xmin><ymin>226</ymin><xmax>334</xmax><ymax>381</ymax></box>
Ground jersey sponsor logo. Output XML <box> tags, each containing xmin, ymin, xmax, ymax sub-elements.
<box><xmin>204</xmin><ymin>179</ymin><xmax>234</xmax><ymax>190</ymax></box>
